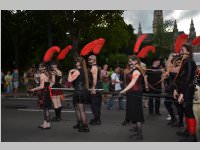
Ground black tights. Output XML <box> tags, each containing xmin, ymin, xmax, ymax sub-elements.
<box><xmin>75</xmin><ymin>103</ymin><xmax>87</xmax><ymax>125</ymax></box>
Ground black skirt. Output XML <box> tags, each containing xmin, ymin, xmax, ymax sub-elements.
<box><xmin>126</xmin><ymin>92</ymin><xmax>144</xmax><ymax>122</ymax></box>
<box><xmin>38</xmin><ymin>87</ymin><xmax>52</xmax><ymax>109</ymax></box>
<box><xmin>73</xmin><ymin>89</ymin><xmax>89</xmax><ymax>106</ymax></box>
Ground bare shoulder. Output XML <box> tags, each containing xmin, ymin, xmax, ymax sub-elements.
<box><xmin>132</xmin><ymin>70</ymin><xmax>141</xmax><ymax>77</ymax></box>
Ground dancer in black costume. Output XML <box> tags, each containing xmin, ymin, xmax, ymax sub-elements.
<box><xmin>88</xmin><ymin>55</ymin><xmax>102</xmax><ymax>125</ymax></box>
<box><xmin>29</xmin><ymin>63</ymin><xmax>52</xmax><ymax>129</ymax></box>
<box><xmin>120</xmin><ymin>56</ymin><xmax>144</xmax><ymax>140</ymax></box>
<box><xmin>173</xmin><ymin>44</ymin><xmax>197</xmax><ymax>142</ymax></box>
<box><xmin>51</xmin><ymin>62</ymin><xmax>63</xmax><ymax>121</ymax></box>
<box><xmin>68</xmin><ymin>57</ymin><xmax>90</xmax><ymax>132</ymax></box>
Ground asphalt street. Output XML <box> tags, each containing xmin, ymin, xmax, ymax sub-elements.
<box><xmin>1</xmin><ymin>95</ymin><xmax>184</xmax><ymax>142</ymax></box>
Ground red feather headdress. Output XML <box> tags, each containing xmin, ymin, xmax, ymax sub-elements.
<box><xmin>137</xmin><ymin>46</ymin><xmax>156</xmax><ymax>58</ymax></box>
<box><xmin>43</xmin><ymin>46</ymin><xmax>61</xmax><ymax>62</ymax></box>
<box><xmin>174</xmin><ymin>34</ymin><xmax>188</xmax><ymax>53</ymax></box>
<box><xmin>57</xmin><ymin>45</ymin><xmax>72</xmax><ymax>60</ymax></box>
<box><xmin>134</xmin><ymin>34</ymin><xmax>148</xmax><ymax>53</ymax></box>
<box><xmin>192</xmin><ymin>36</ymin><xmax>200</xmax><ymax>46</ymax></box>
<box><xmin>80</xmin><ymin>38</ymin><xmax>105</xmax><ymax>56</ymax></box>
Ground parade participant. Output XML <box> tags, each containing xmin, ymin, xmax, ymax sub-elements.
<box><xmin>164</xmin><ymin>53</ymin><xmax>184</xmax><ymax>127</ymax></box>
<box><xmin>120</xmin><ymin>56</ymin><xmax>144</xmax><ymax>140</ymax></box>
<box><xmin>68</xmin><ymin>57</ymin><xmax>89</xmax><ymax>132</ymax></box>
<box><xmin>88</xmin><ymin>55</ymin><xmax>103</xmax><ymax>125</ymax></box>
<box><xmin>51</xmin><ymin>62</ymin><xmax>64</xmax><ymax>122</ymax></box>
<box><xmin>107</xmin><ymin>66</ymin><xmax>124</xmax><ymax>110</ymax></box>
<box><xmin>121</xmin><ymin>64</ymin><xmax>132</xmax><ymax>126</ymax></box>
<box><xmin>29</xmin><ymin>63</ymin><xmax>53</xmax><ymax>129</ymax></box>
<box><xmin>193</xmin><ymin>70</ymin><xmax>200</xmax><ymax>141</ymax></box>
<box><xmin>173</xmin><ymin>44</ymin><xmax>197</xmax><ymax>142</ymax></box>
<box><xmin>146</xmin><ymin>58</ymin><xmax>163</xmax><ymax>115</ymax></box>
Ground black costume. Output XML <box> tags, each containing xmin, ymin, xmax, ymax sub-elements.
<box><xmin>146</xmin><ymin>66</ymin><xmax>162</xmax><ymax>114</ymax></box>
<box><xmin>89</xmin><ymin>65</ymin><xmax>102</xmax><ymax>125</ymax></box>
<box><xmin>174</xmin><ymin>57</ymin><xmax>197</xmax><ymax>141</ymax></box>
<box><xmin>164</xmin><ymin>72</ymin><xmax>184</xmax><ymax>127</ymax></box>
<box><xmin>41</xmin><ymin>82</ymin><xmax>52</xmax><ymax>122</ymax></box>
<box><xmin>72</xmin><ymin>68</ymin><xmax>88</xmax><ymax>105</ymax></box>
<box><xmin>126</xmin><ymin>68</ymin><xmax>144</xmax><ymax>122</ymax></box>
<box><xmin>52</xmin><ymin>75</ymin><xmax>63</xmax><ymax>96</ymax></box>
<box><xmin>51</xmin><ymin>75</ymin><xmax>63</xmax><ymax>121</ymax></box>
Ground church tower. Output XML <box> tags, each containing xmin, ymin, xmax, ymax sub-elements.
<box><xmin>188</xmin><ymin>19</ymin><xmax>196</xmax><ymax>42</ymax></box>
<box><xmin>138</xmin><ymin>22</ymin><xmax>142</xmax><ymax>37</ymax></box>
<box><xmin>153</xmin><ymin>10</ymin><xmax>164</xmax><ymax>33</ymax></box>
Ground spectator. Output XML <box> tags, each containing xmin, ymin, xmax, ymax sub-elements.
<box><xmin>101</xmin><ymin>64</ymin><xmax>109</xmax><ymax>104</ymax></box>
<box><xmin>5</xmin><ymin>71</ymin><xmax>13</xmax><ymax>96</ymax></box>
<box><xmin>107</xmin><ymin>66</ymin><xmax>124</xmax><ymax>110</ymax></box>
<box><xmin>12</xmin><ymin>68</ymin><xmax>20</xmax><ymax>96</ymax></box>
<box><xmin>1</xmin><ymin>70</ymin><xmax>5</xmax><ymax>93</ymax></box>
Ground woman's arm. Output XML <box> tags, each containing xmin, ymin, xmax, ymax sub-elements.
<box><xmin>120</xmin><ymin>70</ymin><xmax>141</xmax><ymax>94</ymax></box>
<box><xmin>67</xmin><ymin>69</ymin><xmax>80</xmax><ymax>82</ymax></box>
<box><xmin>30</xmin><ymin>74</ymin><xmax>45</xmax><ymax>92</ymax></box>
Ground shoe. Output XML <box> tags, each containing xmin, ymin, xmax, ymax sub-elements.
<box><xmin>51</xmin><ymin>117</ymin><xmax>60</xmax><ymax>122</ymax></box>
<box><xmin>89</xmin><ymin>119</ymin><xmax>96</xmax><ymax>125</ymax></box>
<box><xmin>121</xmin><ymin>120</ymin><xmax>129</xmax><ymax>126</ymax></box>
<box><xmin>38</xmin><ymin>125</ymin><xmax>44</xmax><ymax>128</ymax></box>
<box><xmin>176</xmin><ymin>130</ymin><xmax>189</xmax><ymax>137</ymax></box>
<box><xmin>172</xmin><ymin>122</ymin><xmax>184</xmax><ymax>128</ymax></box>
<box><xmin>167</xmin><ymin>118</ymin><xmax>177</xmax><ymax>125</ymax></box>
<box><xmin>78</xmin><ymin>125</ymin><xmax>90</xmax><ymax>132</ymax></box>
<box><xmin>41</xmin><ymin>127</ymin><xmax>51</xmax><ymax>130</ymax></box>
<box><xmin>73</xmin><ymin>123</ymin><xmax>81</xmax><ymax>129</ymax></box>
<box><xmin>166</xmin><ymin>114</ymin><xmax>172</xmax><ymax>121</ymax></box>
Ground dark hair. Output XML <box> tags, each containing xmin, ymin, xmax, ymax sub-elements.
<box><xmin>131</xmin><ymin>55</ymin><xmax>141</xmax><ymax>65</ymax></box>
<box><xmin>182</xmin><ymin>43</ymin><xmax>193</xmax><ymax>57</ymax></box>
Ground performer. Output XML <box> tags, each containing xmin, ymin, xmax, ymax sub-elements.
<box><xmin>120</xmin><ymin>56</ymin><xmax>144</xmax><ymax>140</ymax></box>
<box><xmin>29</xmin><ymin>63</ymin><xmax>52</xmax><ymax>129</ymax></box>
<box><xmin>164</xmin><ymin>53</ymin><xmax>184</xmax><ymax>127</ymax></box>
<box><xmin>173</xmin><ymin>44</ymin><xmax>197</xmax><ymax>142</ymax></box>
<box><xmin>146</xmin><ymin>57</ymin><xmax>163</xmax><ymax>115</ymax></box>
<box><xmin>51</xmin><ymin>62</ymin><xmax>64</xmax><ymax>122</ymax></box>
<box><xmin>68</xmin><ymin>57</ymin><xmax>90</xmax><ymax>132</ymax></box>
<box><xmin>88</xmin><ymin>55</ymin><xmax>103</xmax><ymax>125</ymax></box>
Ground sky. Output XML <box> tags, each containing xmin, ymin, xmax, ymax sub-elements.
<box><xmin>123</xmin><ymin>10</ymin><xmax>200</xmax><ymax>35</ymax></box>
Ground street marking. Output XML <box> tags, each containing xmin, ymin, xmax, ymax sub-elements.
<box><xmin>17</xmin><ymin>108</ymin><xmax>92</xmax><ymax>114</ymax></box>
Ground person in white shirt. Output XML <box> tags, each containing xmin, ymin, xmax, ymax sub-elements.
<box><xmin>107</xmin><ymin>66</ymin><xmax>124</xmax><ymax>110</ymax></box>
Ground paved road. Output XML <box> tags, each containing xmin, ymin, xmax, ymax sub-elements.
<box><xmin>1</xmin><ymin>95</ymin><xmax>184</xmax><ymax>142</ymax></box>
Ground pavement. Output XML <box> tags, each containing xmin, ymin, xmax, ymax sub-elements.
<box><xmin>1</xmin><ymin>94</ymin><xmax>188</xmax><ymax>142</ymax></box>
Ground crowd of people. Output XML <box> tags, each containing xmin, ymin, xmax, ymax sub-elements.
<box><xmin>1</xmin><ymin>43</ymin><xmax>200</xmax><ymax>142</ymax></box>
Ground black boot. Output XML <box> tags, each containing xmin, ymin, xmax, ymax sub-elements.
<box><xmin>168</xmin><ymin>118</ymin><xmax>177</xmax><ymax>125</ymax></box>
<box><xmin>73</xmin><ymin>121</ymin><xmax>81</xmax><ymax>129</ymax></box>
<box><xmin>51</xmin><ymin>109</ymin><xmax>59</xmax><ymax>121</ymax></box>
<box><xmin>57</xmin><ymin>107</ymin><xmax>62</xmax><ymax>121</ymax></box>
<box><xmin>78</xmin><ymin>124</ymin><xmax>90</xmax><ymax>132</ymax></box>
<box><xmin>136</xmin><ymin>128</ymin><xmax>143</xmax><ymax>140</ymax></box>
<box><xmin>135</xmin><ymin>123</ymin><xmax>143</xmax><ymax>140</ymax></box>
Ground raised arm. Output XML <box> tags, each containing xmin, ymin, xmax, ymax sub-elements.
<box><xmin>67</xmin><ymin>69</ymin><xmax>80</xmax><ymax>83</ymax></box>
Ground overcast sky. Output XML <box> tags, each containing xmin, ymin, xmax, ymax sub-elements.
<box><xmin>123</xmin><ymin>10</ymin><xmax>200</xmax><ymax>35</ymax></box>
